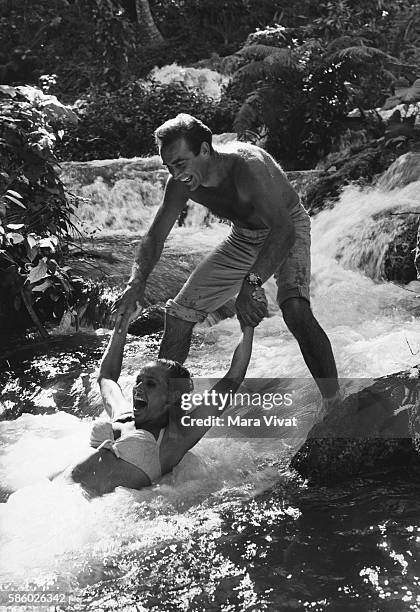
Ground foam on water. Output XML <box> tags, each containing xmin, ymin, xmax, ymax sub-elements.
<box><xmin>1</xmin><ymin>174</ymin><xmax>420</xmax><ymax>589</ymax></box>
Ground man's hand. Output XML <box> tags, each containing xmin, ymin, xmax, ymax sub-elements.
<box><xmin>235</xmin><ymin>284</ymin><xmax>268</xmax><ymax>328</ymax></box>
<box><xmin>112</xmin><ymin>282</ymin><xmax>144</xmax><ymax>331</ymax></box>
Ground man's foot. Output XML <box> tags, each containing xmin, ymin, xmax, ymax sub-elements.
<box><xmin>316</xmin><ymin>389</ymin><xmax>343</xmax><ymax>422</ymax></box>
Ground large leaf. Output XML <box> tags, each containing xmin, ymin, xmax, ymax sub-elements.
<box><xmin>6</xmin><ymin>189</ymin><xmax>23</xmax><ymax>199</ymax></box>
<box><xmin>394</xmin><ymin>79</ymin><xmax>420</xmax><ymax>103</ymax></box>
<box><xmin>0</xmin><ymin>85</ymin><xmax>18</xmax><ymax>98</ymax></box>
<box><xmin>26</xmin><ymin>234</ymin><xmax>38</xmax><ymax>249</ymax></box>
<box><xmin>38</xmin><ymin>237</ymin><xmax>56</xmax><ymax>250</ymax></box>
<box><xmin>32</xmin><ymin>278</ymin><xmax>53</xmax><ymax>293</ymax></box>
<box><xmin>28</xmin><ymin>259</ymin><xmax>49</xmax><ymax>284</ymax></box>
<box><xmin>6</xmin><ymin>232</ymin><xmax>25</xmax><ymax>244</ymax></box>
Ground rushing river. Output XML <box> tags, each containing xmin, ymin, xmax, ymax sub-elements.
<box><xmin>1</xmin><ymin>174</ymin><xmax>420</xmax><ymax>611</ymax></box>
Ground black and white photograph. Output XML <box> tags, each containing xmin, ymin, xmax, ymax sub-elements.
<box><xmin>1</xmin><ymin>0</ymin><xmax>420</xmax><ymax>610</ymax></box>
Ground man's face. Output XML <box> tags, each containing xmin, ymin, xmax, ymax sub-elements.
<box><xmin>160</xmin><ymin>137</ymin><xmax>208</xmax><ymax>191</ymax></box>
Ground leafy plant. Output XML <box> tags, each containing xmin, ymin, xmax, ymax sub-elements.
<box><xmin>58</xmin><ymin>79</ymin><xmax>236</xmax><ymax>161</ymax></box>
<box><xmin>226</xmin><ymin>15</ymin><xmax>414</xmax><ymax>168</ymax></box>
<box><xmin>0</xmin><ymin>85</ymin><xmax>78</xmax><ymax>335</ymax></box>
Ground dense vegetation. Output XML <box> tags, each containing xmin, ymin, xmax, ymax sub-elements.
<box><xmin>1</xmin><ymin>0</ymin><xmax>419</xmax><ymax>333</ymax></box>
<box><xmin>1</xmin><ymin>0</ymin><xmax>419</xmax><ymax>165</ymax></box>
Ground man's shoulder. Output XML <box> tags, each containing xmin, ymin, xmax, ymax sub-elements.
<box><xmin>227</xmin><ymin>143</ymin><xmax>286</xmax><ymax>190</ymax></box>
<box><xmin>222</xmin><ymin>141</ymin><xmax>269</xmax><ymax>165</ymax></box>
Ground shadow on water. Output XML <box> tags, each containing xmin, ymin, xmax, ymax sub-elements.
<box><xmin>68</xmin><ymin>474</ymin><xmax>420</xmax><ymax>612</ymax></box>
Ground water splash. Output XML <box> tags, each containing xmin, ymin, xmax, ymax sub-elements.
<box><xmin>148</xmin><ymin>63</ymin><xmax>229</xmax><ymax>100</ymax></box>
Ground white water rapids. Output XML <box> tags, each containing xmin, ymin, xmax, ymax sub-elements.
<box><xmin>1</xmin><ymin>175</ymin><xmax>420</xmax><ymax>592</ymax></box>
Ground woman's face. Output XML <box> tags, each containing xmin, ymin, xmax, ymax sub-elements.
<box><xmin>132</xmin><ymin>363</ymin><xmax>171</xmax><ymax>425</ymax></box>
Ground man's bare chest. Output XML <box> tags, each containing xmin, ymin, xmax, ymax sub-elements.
<box><xmin>189</xmin><ymin>183</ymin><xmax>252</xmax><ymax>223</ymax></box>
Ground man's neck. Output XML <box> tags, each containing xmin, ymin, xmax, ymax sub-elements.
<box><xmin>201</xmin><ymin>149</ymin><xmax>231</xmax><ymax>188</ymax></box>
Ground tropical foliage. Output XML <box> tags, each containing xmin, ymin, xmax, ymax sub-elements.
<box><xmin>57</xmin><ymin>80</ymin><xmax>237</xmax><ymax>160</ymax></box>
<box><xmin>0</xmin><ymin>85</ymin><xmax>79</xmax><ymax>335</ymax></box>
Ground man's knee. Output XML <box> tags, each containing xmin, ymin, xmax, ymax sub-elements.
<box><xmin>280</xmin><ymin>297</ymin><xmax>312</xmax><ymax>333</ymax></box>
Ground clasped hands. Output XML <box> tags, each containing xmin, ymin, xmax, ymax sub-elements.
<box><xmin>235</xmin><ymin>284</ymin><xmax>268</xmax><ymax>328</ymax></box>
<box><xmin>112</xmin><ymin>281</ymin><xmax>144</xmax><ymax>331</ymax></box>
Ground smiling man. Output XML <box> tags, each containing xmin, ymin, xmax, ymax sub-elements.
<box><xmin>114</xmin><ymin>113</ymin><xmax>339</xmax><ymax>405</ymax></box>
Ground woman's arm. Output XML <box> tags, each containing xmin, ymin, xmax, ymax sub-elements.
<box><xmin>224</xmin><ymin>325</ymin><xmax>254</xmax><ymax>383</ymax></box>
<box><xmin>177</xmin><ymin>325</ymin><xmax>254</xmax><ymax>448</ymax></box>
<box><xmin>98</xmin><ymin>315</ymin><xmax>132</xmax><ymax>420</ymax></box>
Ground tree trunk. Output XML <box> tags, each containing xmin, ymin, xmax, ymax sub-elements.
<box><xmin>135</xmin><ymin>0</ymin><xmax>164</xmax><ymax>46</ymax></box>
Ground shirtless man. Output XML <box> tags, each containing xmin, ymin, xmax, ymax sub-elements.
<box><xmin>115</xmin><ymin>114</ymin><xmax>339</xmax><ymax>406</ymax></box>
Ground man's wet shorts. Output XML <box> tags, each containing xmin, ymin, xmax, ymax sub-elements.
<box><xmin>165</xmin><ymin>207</ymin><xmax>311</xmax><ymax>324</ymax></box>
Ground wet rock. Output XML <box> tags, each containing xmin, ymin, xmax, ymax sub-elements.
<box><xmin>336</xmin><ymin>210</ymin><xmax>419</xmax><ymax>283</ymax></box>
<box><xmin>128</xmin><ymin>306</ymin><xmax>165</xmax><ymax>336</ymax></box>
<box><xmin>377</xmin><ymin>153</ymin><xmax>420</xmax><ymax>283</ymax></box>
<box><xmin>66</xmin><ymin>236</ymin><xmax>238</xmax><ymax>332</ymax></box>
<box><xmin>306</xmin><ymin>133</ymin><xmax>420</xmax><ymax>214</ymax></box>
<box><xmin>127</xmin><ymin>299</ymin><xmax>237</xmax><ymax>337</ymax></box>
<box><xmin>304</xmin><ymin>147</ymin><xmax>386</xmax><ymax>214</ymax></box>
<box><xmin>382</xmin><ymin>214</ymin><xmax>418</xmax><ymax>283</ymax></box>
<box><xmin>376</xmin><ymin>152</ymin><xmax>420</xmax><ymax>191</ymax></box>
<box><xmin>290</xmin><ymin>366</ymin><xmax>420</xmax><ymax>485</ymax></box>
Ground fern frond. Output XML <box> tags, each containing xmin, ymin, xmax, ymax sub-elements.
<box><xmin>235</xmin><ymin>60</ymin><xmax>267</xmax><ymax>81</ymax></box>
<box><xmin>326</xmin><ymin>35</ymin><xmax>370</xmax><ymax>53</ymax></box>
<box><xmin>235</xmin><ymin>48</ymin><xmax>295</xmax><ymax>82</ymax></box>
<box><xmin>329</xmin><ymin>46</ymin><xmax>402</xmax><ymax>65</ymax></box>
<box><xmin>237</xmin><ymin>44</ymin><xmax>286</xmax><ymax>61</ymax></box>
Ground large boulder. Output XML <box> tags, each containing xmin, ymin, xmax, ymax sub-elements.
<box><xmin>335</xmin><ymin>210</ymin><xmax>419</xmax><ymax>283</ymax></box>
<box><xmin>382</xmin><ymin>214</ymin><xmax>418</xmax><ymax>283</ymax></box>
<box><xmin>377</xmin><ymin>153</ymin><xmax>420</xmax><ymax>283</ymax></box>
<box><xmin>376</xmin><ymin>152</ymin><xmax>420</xmax><ymax>190</ymax></box>
<box><xmin>290</xmin><ymin>366</ymin><xmax>420</xmax><ymax>485</ymax></box>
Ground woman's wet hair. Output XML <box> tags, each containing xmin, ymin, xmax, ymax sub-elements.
<box><xmin>154</xmin><ymin>113</ymin><xmax>213</xmax><ymax>156</ymax></box>
<box><xmin>156</xmin><ymin>358</ymin><xmax>194</xmax><ymax>395</ymax></box>
<box><xmin>134</xmin><ymin>359</ymin><xmax>193</xmax><ymax>402</ymax></box>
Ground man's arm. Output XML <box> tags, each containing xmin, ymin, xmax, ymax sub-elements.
<box><xmin>235</xmin><ymin>157</ymin><xmax>298</xmax><ymax>327</ymax></box>
<box><xmin>113</xmin><ymin>177</ymin><xmax>189</xmax><ymax>325</ymax></box>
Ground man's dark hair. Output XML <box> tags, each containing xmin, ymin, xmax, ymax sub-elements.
<box><xmin>154</xmin><ymin>113</ymin><xmax>213</xmax><ymax>155</ymax></box>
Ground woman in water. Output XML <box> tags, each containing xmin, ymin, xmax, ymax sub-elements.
<box><xmin>56</xmin><ymin>308</ymin><xmax>258</xmax><ymax>497</ymax></box>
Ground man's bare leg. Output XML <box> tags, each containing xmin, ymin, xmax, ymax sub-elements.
<box><xmin>280</xmin><ymin>297</ymin><xmax>339</xmax><ymax>399</ymax></box>
<box><xmin>158</xmin><ymin>313</ymin><xmax>195</xmax><ymax>363</ymax></box>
